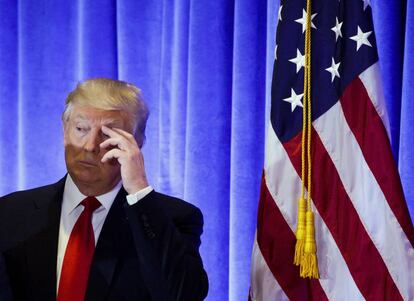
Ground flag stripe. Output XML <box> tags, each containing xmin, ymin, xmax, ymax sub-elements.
<box><xmin>314</xmin><ymin>95</ymin><xmax>414</xmax><ymax>300</ymax></box>
<box><xmin>342</xmin><ymin>67</ymin><xmax>414</xmax><ymax>247</ymax></box>
<box><xmin>358</xmin><ymin>63</ymin><xmax>391</xmax><ymax>138</ymax></box>
<box><xmin>257</xmin><ymin>175</ymin><xmax>328</xmax><ymax>301</ymax></box>
<box><xmin>283</xmin><ymin>126</ymin><xmax>403</xmax><ymax>301</ymax></box>
<box><xmin>250</xmin><ymin>234</ymin><xmax>289</xmax><ymax>301</ymax></box>
<box><xmin>264</xmin><ymin>126</ymin><xmax>365</xmax><ymax>300</ymax></box>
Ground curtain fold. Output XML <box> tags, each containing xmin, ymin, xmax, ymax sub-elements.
<box><xmin>400</xmin><ymin>0</ymin><xmax>414</xmax><ymax>221</ymax></box>
<box><xmin>184</xmin><ymin>1</ymin><xmax>234</xmax><ymax>298</ymax></box>
<box><xmin>0</xmin><ymin>1</ymin><xmax>412</xmax><ymax>300</ymax></box>
<box><xmin>372</xmin><ymin>0</ymin><xmax>406</xmax><ymax>161</ymax></box>
<box><xmin>229</xmin><ymin>0</ymin><xmax>267</xmax><ymax>299</ymax></box>
<box><xmin>79</xmin><ymin>0</ymin><xmax>119</xmax><ymax>79</ymax></box>
<box><xmin>0</xmin><ymin>0</ymin><xmax>18</xmax><ymax>192</ymax></box>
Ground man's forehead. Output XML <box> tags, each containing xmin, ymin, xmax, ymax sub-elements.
<box><xmin>71</xmin><ymin>106</ymin><xmax>125</xmax><ymax>125</ymax></box>
<box><xmin>74</xmin><ymin>115</ymin><xmax>123</xmax><ymax>124</ymax></box>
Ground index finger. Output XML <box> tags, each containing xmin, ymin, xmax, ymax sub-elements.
<box><xmin>111</xmin><ymin>127</ymin><xmax>134</xmax><ymax>139</ymax></box>
<box><xmin>101</xmin><ymin>125</ymin><xmax>124</xmax><ymax>139</ymax></box>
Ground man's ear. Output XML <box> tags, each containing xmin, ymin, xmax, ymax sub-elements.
<box><xmin>63</xmin><ymin>122</ymin><xmax>68</xmax><ymax>146</ymax></box>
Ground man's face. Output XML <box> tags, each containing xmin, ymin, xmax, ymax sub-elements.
<box><xmin>63</xmin><ymin>105</ymin><xmax>130</xmax><ymax>196</ymax></box>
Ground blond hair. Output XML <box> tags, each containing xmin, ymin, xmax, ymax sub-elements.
<box><xmin>62</xmin><ymin>78</ymin><xmax>149</xmax><ymax>147</ymax></box>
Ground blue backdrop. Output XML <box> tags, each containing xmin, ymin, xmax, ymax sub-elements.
<box><xmin>0</xmin><ymin>1</ymin><xmax>412</xmax><ymax>300</ymax></box>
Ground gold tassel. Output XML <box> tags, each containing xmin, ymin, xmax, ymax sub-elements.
<box><xmin>300</xmin><ymin>211</ymin><xmax>319</xmax><ymax>278</ymax></box>
<box><xmin>294</xmin><ymin>197</ymin><xmax>306</xmax><ymax>265</ymax></box>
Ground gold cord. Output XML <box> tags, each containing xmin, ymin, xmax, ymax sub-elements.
<box><xmin>294</xmin><ymin>0</ymin><xmax>319</xmax><ymax>279</ymax></box>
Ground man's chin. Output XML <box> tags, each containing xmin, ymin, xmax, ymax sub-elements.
<box><xmin>70</xmin><ymin>173</ymin><xmax>105</xmax><ymax>196</ymax></box>
<box><xmin>71</xmin><ymin>172</ymin><xmax>100</xmax><ymax>186</ymax></box>
<box><xmin>68</xmin><ymin>169</ymin><xmax>121</xmax><ymax>196</ymax></box>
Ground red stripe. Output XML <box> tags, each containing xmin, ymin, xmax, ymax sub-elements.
<box><xmin>283</xmin><ymin>128</ymin><xmax>403</xmax><ymax>301</ymax></box>
<box><xmin>340</xmin><ymin>77</ymin><xmax>414</xmax><ymax>247</ymax></box>
<box><xmin>257</xmin><ymin>175</ymin><xmax>328</xmax><ymax>301</ymax></box>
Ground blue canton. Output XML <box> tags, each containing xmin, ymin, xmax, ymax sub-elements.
<box><xmin>271</xmin><ymin>0</ymin><xmax>379</xmax><ymax>142</ymax></box>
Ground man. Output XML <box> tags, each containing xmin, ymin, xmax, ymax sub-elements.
<box><xmin>0</xmin><ymin>79</ymin><xmax>208</xmax><ymax>301</ymax></box>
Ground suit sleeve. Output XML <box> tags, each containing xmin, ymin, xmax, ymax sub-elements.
<box><xmin>123</xmin><ymin>191</ymin><xmax>208</xmax><ymax>301</ymax></box>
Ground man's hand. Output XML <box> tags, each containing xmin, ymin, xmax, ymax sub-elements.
<box><xmin>100</xmin><ymin>125</ymin><xmax>149</xmax><ymax>194</ymax></box>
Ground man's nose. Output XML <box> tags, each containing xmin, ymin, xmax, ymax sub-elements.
<box><xmin>84</xmin><ymin>131</ymin><xmax>101</xmax><ymax>153</ymax></box>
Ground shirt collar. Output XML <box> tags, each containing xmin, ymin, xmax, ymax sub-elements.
<box><xmin>62</xmin><ymin>174</ymin><xmax>123</xmax><ymax>215</ymax></box>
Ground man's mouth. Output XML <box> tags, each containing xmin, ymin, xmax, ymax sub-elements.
<box><xmin>78</xmin><ymin>160</ymin><xmax>99</xmax><ymax>167</ymax></box>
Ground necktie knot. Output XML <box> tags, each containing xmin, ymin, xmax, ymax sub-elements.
<box><xmin>81</xmin><ymin>196</ymin><xmax>101</xmax><ymax>213</ymax></box>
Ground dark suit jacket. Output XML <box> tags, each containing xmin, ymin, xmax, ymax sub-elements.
<box><xmin>0</xmin><ymin>177</ymin><xmax>208</xmax><ymax>301</ymax></box>
<box><xmin>0</xmin><ymin>251</ymin><xmax>12</xmax><ymax>301</ymax></box>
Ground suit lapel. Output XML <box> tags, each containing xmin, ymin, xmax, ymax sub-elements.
<box><xmin>85</xmin><ymin>188</ymin><xmax>128</xmax><ymax>301</ymax></box>
<box><xmin>25</xmin><ymin>177</ymin><xmax>65</xmax><ymax>300</ymax></box>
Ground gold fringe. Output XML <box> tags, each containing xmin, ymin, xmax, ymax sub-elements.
<box><xmin>300</xmin><ymin>211</ymin><xmax>319</xmax><ymax>278</ymax></box>
<box><xmin>294</xmin><ymin>197</ymin><xmax>306</xmax><ymax>265</ymax></box>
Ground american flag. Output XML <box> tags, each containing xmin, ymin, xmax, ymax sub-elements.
<box><xmin>250</xmin><ymin>0</ymin><xmax>414</xmax><ymax>300</ymax></box>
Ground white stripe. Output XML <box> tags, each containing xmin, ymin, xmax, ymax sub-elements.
<box><xmin>313</xmin><ymin>101</ymin><xmax>414</xmax><ymax>301</ymax></box>
<box><xmin>358</xmin><ymin>63</ymin><xmax>391</xmax><ymax>140</ymax></box>
<box><xmin>263</xmin><ymin>124</ymin><xmax>364</xmax><ymax>301</ymax></box>
<box><xmin>250</xmin><ymin>233</ymin><xmax>289</xmax><ymax>301</ymax></box>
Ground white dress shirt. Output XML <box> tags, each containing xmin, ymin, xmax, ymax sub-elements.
<box><xmin>56</xmin><ymin>175</ymin><xmax>153</xmax><ymax>290</ymax></box>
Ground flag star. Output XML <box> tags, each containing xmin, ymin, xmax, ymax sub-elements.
<box><xmin>325</xmin><ymin>58</ymin><xmax>341</xmax><ymax>82</ymax></box>
<box><xmin>283</xmin><ymin>88</ymin><xmax>304</xmax><ymax>112</ymax></box>
<box><xmin>278</xmin><ymin>5</ymin><xmax>283</xmax><ymax>21</ymax></box>
<box><xmin>274</xmin><ymin>45</ymin><xmax>278</xmax><ymax>60</ymax></box>
<box><xmin>289</xmin><ymin>49</ymin><xmax>305</xmax><ymax>73</ymax></box>
<box><xmin>362</xmin><ymin>0</ymin><xmax>371</xmax><ymax>10</ymax></box>
<box><xmin>295</xmin><ymin>9</ymin><xmax>317</xmax><ymax>33</ymax></box>
<box><xmin>350</xmin><ymin>26</ymin><xmax>372</xmax><ymax>51</ymax></box>
<box><xmin>331</xmin><ymin>17</ymin><xmax>343</xmax><ymax>41</ymax></box>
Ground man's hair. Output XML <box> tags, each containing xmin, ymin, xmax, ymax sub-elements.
<box><xmin>62</xmin><ymin>78</ymin><xmax>149</xmax><ymax>147</ymax></box>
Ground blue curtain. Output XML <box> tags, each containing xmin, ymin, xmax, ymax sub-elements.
<box><xmin>0</xmin><ymin>1</ymin><xmax>412</xmax><ymax>300</ymax></box>
<box><xmin>371</xmin><ymin>0</ymin><xmax>414</xmax><ymax>220</ymax></box>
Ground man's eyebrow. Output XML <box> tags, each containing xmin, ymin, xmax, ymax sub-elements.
<box><xmin>102</xmin><ymin>119</ymin><xmax>123</xmax><ymax>127</ymax></box>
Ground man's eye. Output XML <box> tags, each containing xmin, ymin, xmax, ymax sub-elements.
<box><xmin>75</xmin><ymin>126</ymin><xmax>87</xmax><ymax>133</ymax></box>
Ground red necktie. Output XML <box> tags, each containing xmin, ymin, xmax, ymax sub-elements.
<box><xmin>57</xmin><ymin>196</ymin><xmax>101</xmax><ymax>301</ymax></box>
